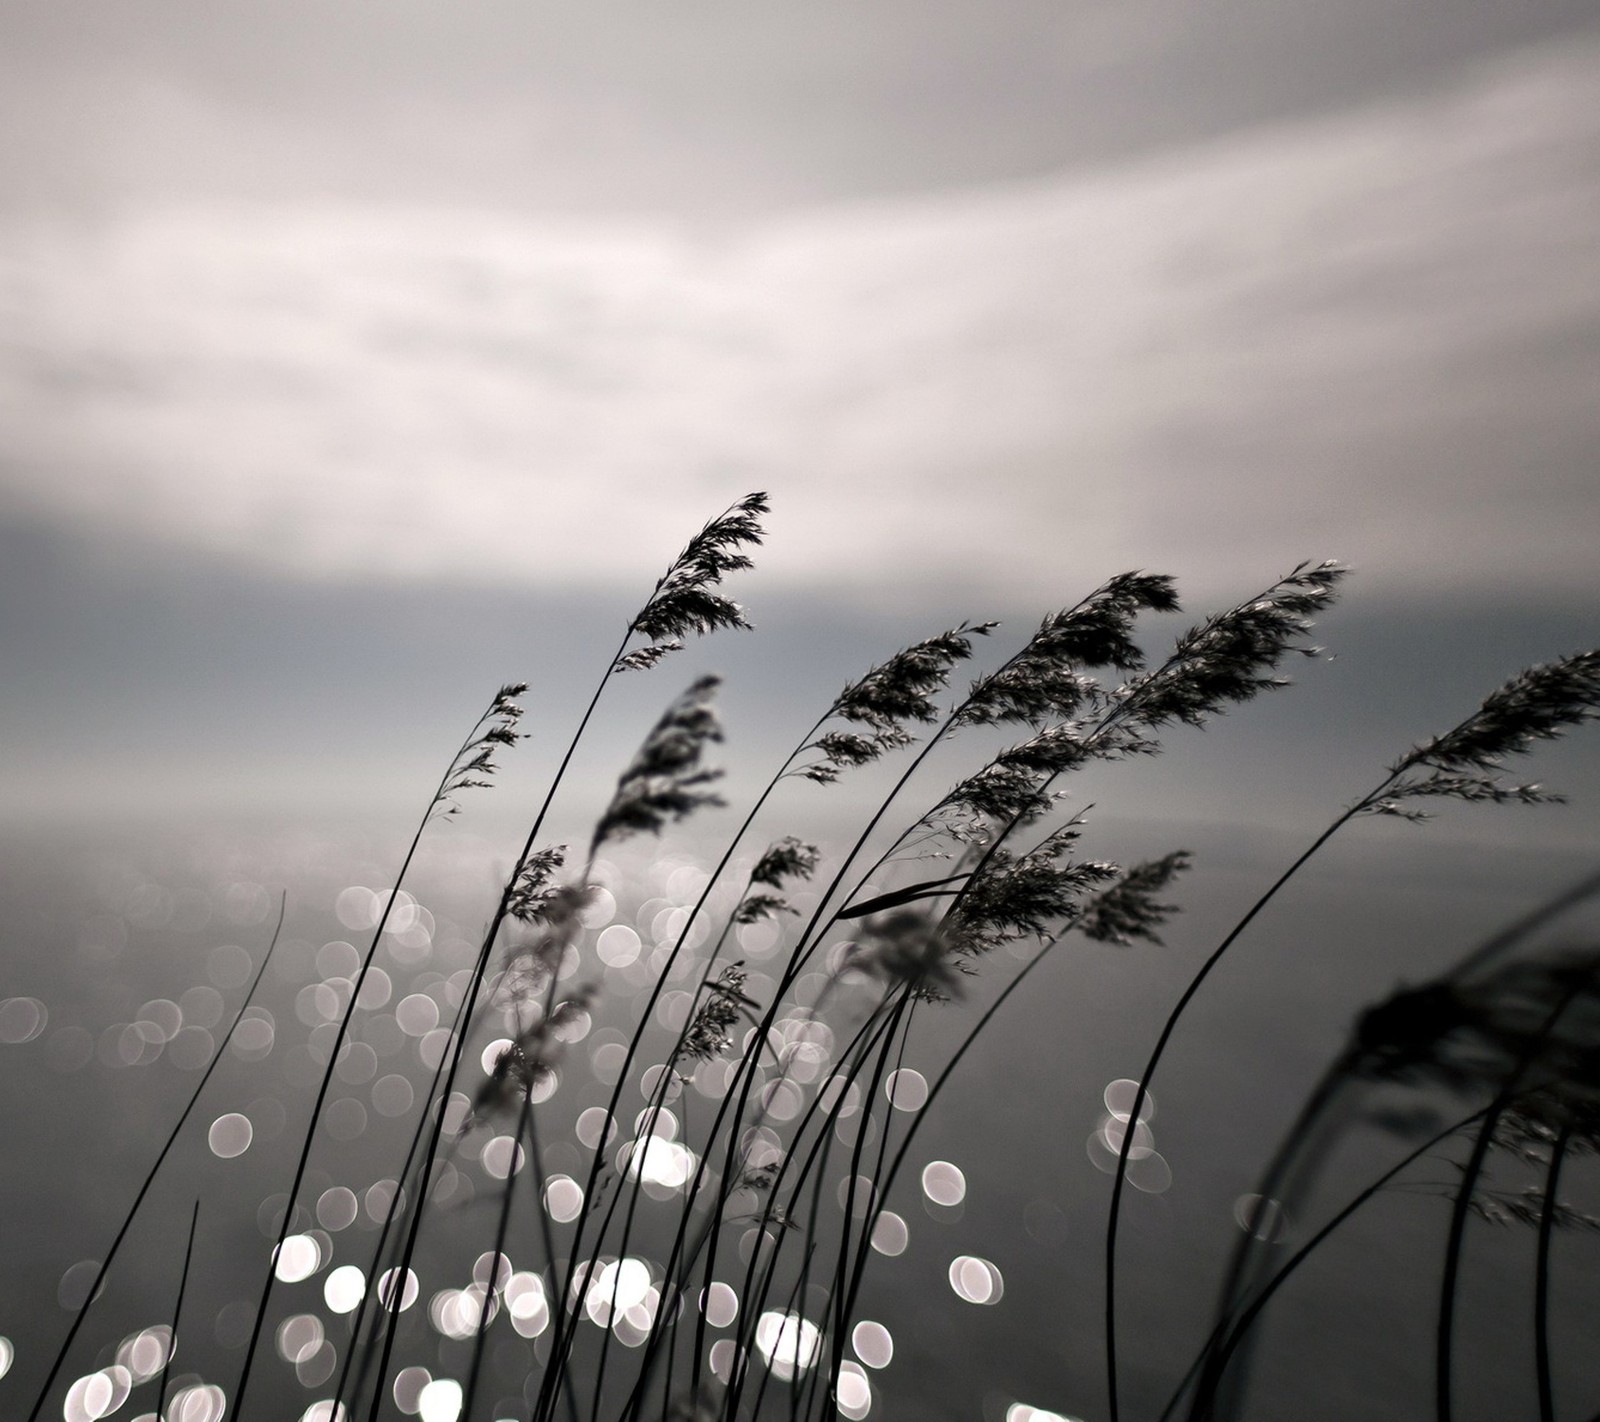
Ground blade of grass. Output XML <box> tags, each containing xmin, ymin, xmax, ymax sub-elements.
<box><xmin>1535</xmin><ymin>1119</ymin><xmax>1573</xmax><ymax>1422</ymax></box>
<box><xmin>156</xmin><ymin>1200</ymin><xmax>200</xmax><ymax>1422</ymax></box>
<box><xmin>24</xmin><ymin>895</ymin><xmax>286</xmax><ymax>1422</ymax></box>
<box><xmin>234</xmin><ymin>688</ymin><xmax>524</xmax><ymax>1419</ymax></box>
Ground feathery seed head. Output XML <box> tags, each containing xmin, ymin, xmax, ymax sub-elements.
<box><xmin>1362</xmin><ymin>649</ymin><xmax>1600</xmax><ymax>819</ymax></box>
<box><xmin>592</xmin><ymin>676</ymin><xmax>726</xmax><ymax>852</ymax></box>
<box><xmin>506</xmin><ymin>845</ymin><xmax>569</xmax><ymax>923</ymax></box>
<box><xmin>1347</xmin><ymin>952</ymin><xmax>1600</xmax><ymax>1129</ymax></box>
<box><xmin>751</xmin><ymin>837</ymin><xmax>821</xmax><ymax>889</ymax></box>
<box><xmin>942</xmin><ymin>824</ymin><xmax>1118</xmax><ymax>958</ymax></box>
<box><xmin>499</xmin><ymin>877</ymin><xmax>592</xmax><ymax>1005</ymax></box>
<box><xmin>1076</xmin><ymin>851</ymin><xmax>1193</xmax><ymax>946</ymax></box>
<box><xmin>993</xmin><ymin>723</ymin><xmax>1098</xmax><ymax>777</ymax></box>
<box><xmin>613</xmin><ymin>640</ymin><xmax>684</xmax><ymax>673</ymax></box>
<box><xmin>681</xmin><ymin>963</ymin><xmax>759</xmax><ymax>1061</ymax></box>
<box><xmin>476</xmin><ymin>981</ymin><xmax>600</xmax><ymax>1118</ymax></box>
<box><xmin>831</xmin><ymin>622</ymin><xmax>995</xmax><ymax>731</ymax></box>
<box><xmin>1115</xmin><ymin>560</ymin><xmax>1346</xmax><ymax>732</ymax></box>
<box><xmin>796</xmin><ymin>728</ymin><xmax>914</xmax><ymax>784</ymax></box>
<box><xmin>798</xmin><ymin>623</ymin><xmax>994</xmax><ymax>781</ymax></box>
<box><xmin>491</xmin><ymin>682</ymin><xmax>528</xmax><ymax>715</ymax></box>
<box><xmin>1402</xmin><ymin>651</ymin><xmax>1600</xmax><ymax>775</ymax></box>
<box><xmin>937</xmin><ymin>761</ymin><xmax>1059</xmax><ymax>827</ymax></box>
<box><xmin>733</xmin><ymin>892</ymin><xmax>798</xmax><ymax>925</ymax></box>
<box><xmin>957</xmin><ymin>574</ymin><xmax>1177</xmax><ymax>728</ymax></box>
<box><xmin>734</xmin><ymin>838</ymin><xmax>821</xmax><ymax>924</ymax></box>
<box><xmin>431</xmin><ymin>682</ymin><xmax>532</xmax><ymax>820</ymax></box>
<box><xmin>1467</xmin><ymin>1187</ymin><xmax>1600</xmax><ymax>1233</ymax></box>
<box><xmin>846</xmin><ymin>911</ymin><xmax>969</xmax><ymax>1004</ymax></box>
<box><xmin>615</xmin><ymin>493</ymin><xmax>769</xmax><ymax>672</ymax></box>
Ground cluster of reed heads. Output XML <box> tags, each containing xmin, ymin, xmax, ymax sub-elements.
<box><xmin>25</xmin><ymin>493</ymin><xmax>1600</xmax><ymax>1422</ymax></box>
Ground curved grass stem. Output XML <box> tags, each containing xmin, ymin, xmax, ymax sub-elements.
<box><xmin>24</xmin><ymin>895</ymin><xmax>286</xmax><ymax>1422</ymax></box>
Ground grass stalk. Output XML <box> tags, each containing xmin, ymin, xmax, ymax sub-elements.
<box><xmin>34</xmin><ymin>517</ymin><xmax>1600</xmax><ymax>1422</ymax></box>
<box><xmin>1535</xmin><ymin>1118</ymin><xmax>1573</xmax><ymax>1422</ymax></box>
<box><xmin>332</xmin><ymin>980</ymin><xmax>475</xmax><ymax>1420</ymax></box>
<box><xmin>1117</xmin><ymin>648</ymin><xmax>1600</xmax><ymax>1422</ymax></box>
<box><xmin>24</xmin><ymin>895</ymin><xmax>286</xmax><ymax>1422</ymax></box>
<box><xmin>156</xmin><ymin>1200</ymin><xmax>200</xmax><ymax>1422</ymax></box>
<box><xmin>233</xmin><ymin>688</ymin><xmax>523</xmax><ymax>1419</ymax></box>
<box><xmin>1435</xmin><ymin>1102</ymin><xmax>1510</xmax><ymax>1422</ymax></box>
<box><xmin>1192</xmin><ymin>865</ymin><xmax>1600</xmax><ymax>1419</ymax></box>
<box><xmin>1108</xmin><ymin>808</ymin><xmax>1369</xmax><ymax>1420</ymax></box>
<box><xmin>1174</xmin><ymin>1108</ymin><xmax>1488</xmax><ymax>1422</ymax></box>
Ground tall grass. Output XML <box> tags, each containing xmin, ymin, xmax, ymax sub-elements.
<box><xmin>16</xmin><ymin>494</ymin><xmax>1600</xmax><ymax>1422</ymax></box>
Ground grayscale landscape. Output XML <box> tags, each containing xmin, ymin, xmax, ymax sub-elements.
<box><xmin>2</xmin><ymin>6</ymin><xmax>1599</xmax><ymax>1422</ymax></box>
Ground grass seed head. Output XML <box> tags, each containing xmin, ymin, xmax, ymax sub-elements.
<box><xmin>592</xmin><ymin>676</ymin><xmax>726</xmax><ymax>853</ymax></box>
<box><xmin>957</xmin><ymin>572</ymin><xmax>1179</xmax><ymax>728</ymax></box>
<box><xmin>616</xmin><ymin>492</ymin><xmax>769</xmax><ymax>672</ymax></box>
<box><xmin>1399</xmin><ymin>650</ymin><xmax>1600</xmax><ymax>775</ymax></box>
<box><xmin>1076</xmin><ymin>851</ymin><xmax>1194</xmax><ymax>947</ymax></box>
<box><xmin>1115</xmin><ymin>560</ymin><xmax>1346</xmax><ymax>733</ymax></box>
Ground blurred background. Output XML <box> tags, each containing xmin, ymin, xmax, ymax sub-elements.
<box><xmin>3</xmin><ymin>0</ymin><xmax>1599</xmax><ymax>825</ymax></box>
<box><xmin>2</xmin><ymin>4</ymin><xmax>1599</xmax><ymax>1420</ymax></box>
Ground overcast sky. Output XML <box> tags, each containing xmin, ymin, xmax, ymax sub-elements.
<box><xmin>2</xmin><ymin>1</ymin><xmax>1597</xmax><ymax>831</ymax></box>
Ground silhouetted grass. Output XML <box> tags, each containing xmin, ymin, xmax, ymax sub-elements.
<box><xmin>20</xmin><ymin>494</ymin><xmax>1600</xmax><ymax>1422</ymax></box>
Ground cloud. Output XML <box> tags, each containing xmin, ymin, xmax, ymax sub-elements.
<box><xmin>1</xmin><ymin>37</ymin><xmax>1596</xmax><ymax>604</ymax></box>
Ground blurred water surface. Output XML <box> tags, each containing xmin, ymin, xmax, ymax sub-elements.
<box><xmin>2</xmin><ymin>812</ymin><xmax>1598</xmax><ymax>1422</ymax></box>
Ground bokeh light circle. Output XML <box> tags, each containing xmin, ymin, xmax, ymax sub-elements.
<box><xmin>948</xmin><ymin>1255</ymin><xmax>1004</xmax><ymax>1305</ymax></box>
<box><xmin>506</xmin><ymin>1273</ymin><xmax>549</xmax><ymax>1339</ymax></box>
<box><xmin>316</xmin><ymin>1187</ymin><xmax>359</xmax><ymax>1232</ymax></box>
<box><xmin>597</xmin><ymin>924</ymin><xmax>641</xmax><ymax>967</ymax></box>
<box><xmin>544</xmin><ymin>1176</ymin><xmax>584</xmax><ymax>1223</ymax></box>
<box><xmin>167</xmin><ymin>1384</ymin><xmax>227</xmax><ymax>1422</ymax></box>
<box><xmin>207</xmin><ymin>1113</ymin><xmax>253</xmax><ymax>1159</ymax></box>
<box><xmin>921</xmin><ymin>1160</ymin><xmax>966</xmax><ymax>1206</ymax></box>
<box><xmin>480</xmin><ymin>1135</ymin><xmax>524</xmax><ymax>1179</ymax></box>
<box><xmin>870</xmin><ymin>1211</ymin><xmax>908</xmax><ymax>1256</ymax></box>
<box><xmin>702</xmin><ymin>1282</ymin><xmax>738</xmax><ymax>1328</ymax></box>
<box><xmin>708</xmin><ymin>1338</ymin><xmax>738</xmax><ymax>1383</ymax></box>
<box><xmin>0</xmin><ymin>997</ymin><xmax>47</xmax><ymax>1044</ymax></box>
<box><xmin>393</xmin><ymin>1366</ymin><xmax>432</xmax><ymax>1415</ymax></box>
<box><xmin>377</xmin><ymin>1267</ymin><xmax>419</xmax><ymax>1312</ymax></box>
<box><xmin>325</xmin><ymin>1265</ymin><xmax>367</xmax><ymax>1314</ymax></box>
<box><xmin>273</xmin><ymin>1235</ymin><xmax>322</xmax><ymax>1283</ymax></box>
<box><xmin>885</xmin><ymin>1068</ymin><xmax>928</xmax><ymax>1111</ymax></box>
<box><xmin>1103</xmin><ymin>1079</ymin><xmax>1155</xmax><ymax>1122</ymax></box>
<box><xmin>1127</xmin><ymin>1150</ymin><xmax>1173</xmax><ymax>1194</ymax></box>
<box><xmin>417</xmin><ymin>1377</ymin><xmax>463</xmax><ymax>1422</ymax></box>
<box><xmin>837</xmin><ymin>1359</ymin><xmax>873</xmax><ymax>1419</ymax></box>
<box><xmin>276</xmin><ymin>1314</ymin><xmax>324</xmax><ymax>1364</ymax></box>
<box><xmin>754</xmin><ymin>1310</ymin><xmax>821</xmax><ymax>1380</ymax></box>
<box><xmin>372</xmin><ymin>1074</ymin><xmax>415</xmax><ymax>1117</ymax></box>
<box><xmin>851</xmin><ymin>1320</ymin><xmax>893</xmax><ymax>1368</ymax></box>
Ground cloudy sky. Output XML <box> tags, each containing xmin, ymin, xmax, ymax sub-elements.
<box><xmin>2</xmin><ymin>0</ymin><xmax>1598</xmax><ymax>833</ymax></box>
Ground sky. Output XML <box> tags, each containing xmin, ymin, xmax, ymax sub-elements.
<box><xmin>2</xmin><ymin>0</ymin><xmax>1598</xmax><ymax>833</ymax></box>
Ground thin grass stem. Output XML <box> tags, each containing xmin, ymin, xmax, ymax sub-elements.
<box><xmin>375</xmin><ymin>627</ymin><xmax>632</xmax><ymax>1422</ymax></box>
<box><xmin>233</xmin><ymin>695</ymin><xmax>510</xmax><ymax>1420</ymax></box>
<box><xmin>1535</xmin><ymin>1119</ymin><xmax>1573</xmax><ymax>1422</ymax></box>
<box><xmin>1435</xmin><ymin>1103</ymin><xmax>1505</xmax><ymax>1422</ymax></box>
<box><xmin>336</xmin><ymin>971</ymin><xmax>476</xmax><ymax>1420</ymax></box>
<box><xmin>23</xmin><ymin>895</ymin><xmax>286</xmax><ymax>1422</ymax></box>
<box><xmin>1173</xmin><ymin>1108</ymin><xmax>1488</xmax><ymax>1421</ymax></box>
<box><xmin>1106</xmin><ymin>802</ymin><xmax>1373</xmax><ymax>1421</ymax></box>
<box><xmin>156</xmin><ymin>1200</ymin><xmax>200</xmax><ymax>1422</ymax></box>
